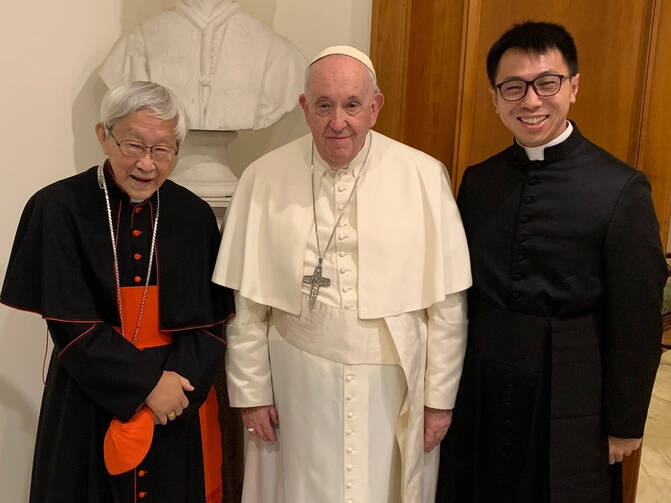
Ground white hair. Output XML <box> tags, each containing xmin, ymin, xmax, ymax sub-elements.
<box><xmin>100</xmin><ymin>81</ymin><xmax>188</xmax><ymax>145</ymax></box>
<box><xmin>303</xmin><ymin>60</ymin><xmax>380</xmax><ymax>95</ymax></box>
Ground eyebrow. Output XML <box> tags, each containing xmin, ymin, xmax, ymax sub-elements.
<box><xmin>498</xmin><ymin>70</ymin><xmax>565</xmax><ymax>82</ymax></box>
<box><xmin>123</xmin><ymin>129</ymin><xmax>176</xmax><ymax>144</ymax></box>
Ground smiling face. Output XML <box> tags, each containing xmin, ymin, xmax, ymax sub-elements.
<box><xmin>95</xmin><ymin>109</ymin><xmax>178</xmax><ymax>200</ymax></box>
<box><xmin>300</xmin><ymin>54</ymin><xmax>384</xmax><ymax>169</ymax></box>
<box><xmin>490</xmin><ymin>48</ymin><xmax>579</xmax><ymax>147</ymax></box>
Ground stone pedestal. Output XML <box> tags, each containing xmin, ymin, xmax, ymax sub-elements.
<box><xmin>169</xmin><ymin>129</ymin><xmax>239</xmax><ymax>223</ymax></box>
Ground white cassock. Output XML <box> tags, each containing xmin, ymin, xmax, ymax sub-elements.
<box><xmin>98</xmin><ymin>1</ymin><xmax>305</xmax><ymax>130</ymax></box>
<box><xmin>213</xmin><ymin>131</ymin><xmax>472</xmax><ymax>502</ymax></box>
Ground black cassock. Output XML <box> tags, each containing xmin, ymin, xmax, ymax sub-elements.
<box><xmin>437</xmin><ymin>124</ymin><xmax>667</xmax><ymax>503</ymax></box>
<box><xmin>1</xmin><ymin>165</ymin><xmax>235</xmax><ymax>503</ymax></box>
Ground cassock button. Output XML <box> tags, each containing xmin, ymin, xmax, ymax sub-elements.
<box><xmin>134</xmin><ymin>206</ymin><xmax>143</xmax><ymax>214</ymax></box>
<box><xmin>347</xmin><ymin>412</ymin><xmax>353</xmax><ymax>419</ymax></box>
<box><xmin>518</xmin><ymin>234</ymin><xmax>528</xmax><ymax>242</ymax></box>
<box><xmin>347</xmin><ymin>464</ymin><xmax>353</xmax><ymax>471</ymax></box>
<box><xmin>347</xmin><ymin>482</ymin><xmax>353</xmax><ymax>489</ymax></box>
<box><xmin>134</xmin><ymin>276</ymin><xmax>142</xmax><ymax>283</ymax></box>
<box><xmin>517</xmin><ymin>253</ymin><xmax>525</xmax><ymax>261</ymax></box>
<box><xmin>132</xmin><ymin>229</ymin><xmax>142</xmax><ymax>237</ymax></box>
<box><xmin>520</xmin><ymin>215</ymin><xmax>530</xmax><ymax>223</ymax></box>
<box><xmin>138</xmin><ymin>492</ymin><xmax>148</xmax><ymax>499</ymax></box>
<box><xmin>134</xmin><ymin>253</ymin><xmax>142</xmax><ymax>261</ymax></box>
<box><xmin>346</xmin><ymin>429</ymin><xmax>353</xmax><ymax>436</ymax></box>
<box><xmin>528</xmin><ymin>177</ymin><xmax>539</xmax><ymax>185</ymax></box>
<box><xmin>339</xmin><ymin>251</ymin><xmax>346</xmax><ymax>257</ymax></box>
<box><xmin>138</xmin><ymin>470</ymin><xmax>147</xmax><ymax>477</ymax></box>
<box><xmin>524</xmin><ymin>195</ymin><xmax>535</xmax><ymax>204</ymax></box>
<box><xmin>346</xmin><ymin>446</ymin><xmax>353</xmax><ymax>453</ymax></box>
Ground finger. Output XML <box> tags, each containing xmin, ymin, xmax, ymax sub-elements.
<box><xmin>173</xmin><ymin>405</ymin><xmax>183</xmax><ymax>417</ymax></box>
<box><xmin>258</xmin><ymin>416</ymin><xmax>277</xmax><ymax>442</ymax></box>
<box><xmin>270</xmin><ymin>406</ymin><xmax>279</xmax><ymax>426</ymax></box>
<box><xmin>180</xmin><ymin>396</ymin><xmax>190</xmax><ymax>410</ymax></box>
<box><xmin>157</xmin><ymin>414</ymin><xmax>168</xmax><ymax>426</ymax></box>
<box><xmin>179</xmin><ymin>376</ymin><xmax>195</xmax><ymax>392</ymax></box>
<box><xmin>424</xmin><ymin>430</ymin><xmax>435</xmax><ymax>453</ymax></box>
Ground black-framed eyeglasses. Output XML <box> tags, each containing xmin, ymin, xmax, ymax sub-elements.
<box><xmin>495</xmin><ymin>74</ymin><xmax>572</xmax><ymax>102</ymax></box>
<box><xmin>106</xmin><ymin>126</ymin><xmax>178</xmax><ymax>162</ymax></box>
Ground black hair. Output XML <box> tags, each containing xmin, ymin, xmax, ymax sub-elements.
<box><xmin>486</xmin><ymin>21</ymin><xmax>579</xmax><ymax>86</ymax></box>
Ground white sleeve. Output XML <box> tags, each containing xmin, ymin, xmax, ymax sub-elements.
<box><xmin>424</xmin><ymin>290</ymin><xmax>468</xmax><ymax>409</ymax></box>
<box><xmin>225</xmin><ymin>292</ymin><xmax>274</xmax><ymax>407</ymax></box>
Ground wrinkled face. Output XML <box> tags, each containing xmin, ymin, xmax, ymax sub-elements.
<box><xmin>95</xmin><ymin>109</ymin><xmax>178</xmax><ymax>201</ymax></box>
<box><xmin>490</xmin><ymin>48</ymin><xmax>579</xmax><ymax>147</ymax></box>
<box><xmin>300</xmin><ymin>55</ymin><xmax>384</xmax><ymax>169</ymax></box>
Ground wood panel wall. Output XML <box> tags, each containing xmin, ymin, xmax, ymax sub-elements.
<box><xmin>637</xmin><ymin>0</ymin><xmax>671</xmax><ymax>251</ymax></box>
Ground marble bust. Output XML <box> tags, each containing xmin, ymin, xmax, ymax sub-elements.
<box><xmin>99</xmin><ymin>0</ymin><xmax>306</xmax><ymax>131</ymax></box>
<box><xmin>99</xmin><ymin>0</ymin><xmax>307</xmax><ymax>217</ymax></box>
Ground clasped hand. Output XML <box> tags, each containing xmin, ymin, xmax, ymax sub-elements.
<box><xmin>145</xmin><ymin>370</ymin><xmax>194</xmax><ymax>425</ymax></box>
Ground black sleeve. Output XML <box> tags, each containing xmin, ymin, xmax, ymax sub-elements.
<box><xmin>47</xmin><ymin>320</ymin><xmax>163</xmax><ymax>421</ymax></box>
<box><xmin>601</xmin><ymin>171</ymin><xmax>667</xmax><ymax>438</ymax></box>
<box><xmin>162</xmin><ymin>324</ymin><xmax>226</xmax><ymax>422</ymax></box>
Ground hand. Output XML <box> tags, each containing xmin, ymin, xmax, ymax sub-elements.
<box><xmin>145</xmin><ymin>371</ymin><xmax>194</xmax><ymax>425</ymax></box>
<box><xmin>241</xmin><ymin>405</ymin><xmax>279</xmax><ymax>442</ymax></box>
<box><xmin>424</xmin><ymin>407</ymin><xmax>452</xmax><ymax>453</ymax></box>
<box><xmin>608</xmin><ymin>436</ymin><xmax>642</xmax><ymax>464</ymax></box>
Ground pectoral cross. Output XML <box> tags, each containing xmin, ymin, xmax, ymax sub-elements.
<box><xmin>303</xmin><ymin>260</ymin><xmax>331</xmax><ymax>309</ymax></box>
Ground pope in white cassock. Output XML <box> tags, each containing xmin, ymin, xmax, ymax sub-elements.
<box><xmin>212</xmin><ymin>46</ymin><xmax>472</xmax><ymax>503</ymax></box>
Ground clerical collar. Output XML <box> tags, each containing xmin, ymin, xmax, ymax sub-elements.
<box><xmin>520</xmin><ymin>121</ymin><xmax>573</xmax><ymax>161</ymax></box>
<box><xmin>312</xmin><ymin>133</ymin><xmax>372</xmax><ymax>178</ymax></box>
<box><xmin>178</xmin><ymin>0</ymin><xmax>238</xmax><ymax>29</ymax></box>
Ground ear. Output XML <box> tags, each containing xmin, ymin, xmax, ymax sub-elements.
<box><xmin>95</xmin><ymin>123</ymin><xmax>110</xmax><ymax>156</ymax></box>
<box><xmin>489</xmin><ymin>86</ymin><xmax>499</xmax><ymax>114</ymax></box>
<box><xmin>368</xmin><ymin>92</ymin><xmax>385</xmax><ymax>128</ymax></box>
<box><xmin>299</xmin><ymin>94</ymin><xmax>309</xmax><ymax>120</ymax></box>
<box><xmin>568</xmin><ymin>73</ymin><xmax>580</xmax><ymax>103</ymax></box>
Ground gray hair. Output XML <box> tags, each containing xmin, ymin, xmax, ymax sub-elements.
<box><xmin>303</xmin><ymin>61</ymin><xmax>380</xmax><ymax>95</ymax></box>
<box><xmin>100</xmin><ymin>81</ymin><xmax>188</xmax><ymax>144</ymax></box>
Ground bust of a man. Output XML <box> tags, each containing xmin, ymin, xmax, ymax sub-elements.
<box><xmin>99</xmin><ymin>0</ymin><xmax>306</xmax><ymax>131</ymax></box>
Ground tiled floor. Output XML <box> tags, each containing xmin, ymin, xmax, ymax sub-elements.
<box><xmin>636</xmin><ymin>350</ymin><xmax>671</xmax><ymax>502</ymax></box>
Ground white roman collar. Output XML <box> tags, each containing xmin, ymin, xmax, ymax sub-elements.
<box><xmin>522</xmin><ymin>121</ymin><xmax>573</xmax><ymax>161</ymax></box>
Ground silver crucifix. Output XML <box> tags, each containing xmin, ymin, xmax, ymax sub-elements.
<box><xmin>303</xmin><ymin>261</ymin><xmax>331</xmax><ymax>309</ymax></box>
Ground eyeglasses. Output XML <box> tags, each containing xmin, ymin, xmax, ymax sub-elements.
<box><xmin>495</xmin><ymin>74</ymin><xmax>571</xmax><ymax>102</ymax></box>
<box><xmin>106</xmin><ymin>127</ymin><xmax>178</xmax><ymax>161</ymax></box>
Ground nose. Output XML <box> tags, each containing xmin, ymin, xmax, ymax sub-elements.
<box><xmin>135</xmin><ymin>149</ymin><xmax>155</xmax><ymax>170</ymax></box>
<box><xmin>520</xmin><ymin>84</ymin><xmax>542</xmax><ymax>108</ymax></box>
<box><xmin>329</xmin><ymin>107</ymin><xmax>347</xmax><ymax>131</ymax></box>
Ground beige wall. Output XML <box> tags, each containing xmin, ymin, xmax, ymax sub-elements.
<box><xmin>0</xmin><ymin>1</ymin><xmax>371</xmax><ymax>500</ymax></box>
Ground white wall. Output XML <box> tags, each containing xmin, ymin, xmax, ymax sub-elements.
<box><xmin>0</xmin><ymin>1</ymin><xmax>371</xmax><ymax>501</ymax></box>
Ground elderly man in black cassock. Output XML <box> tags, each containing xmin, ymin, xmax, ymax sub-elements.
<box><xmin>1</xmin><ymin>81</ymin><xmax>234</xmax><ymax>503</ymax></box>
<box><xmin>437</xmin><ymin>22</ymin><xmax>667</xmax><ymax>503</ymax></box>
